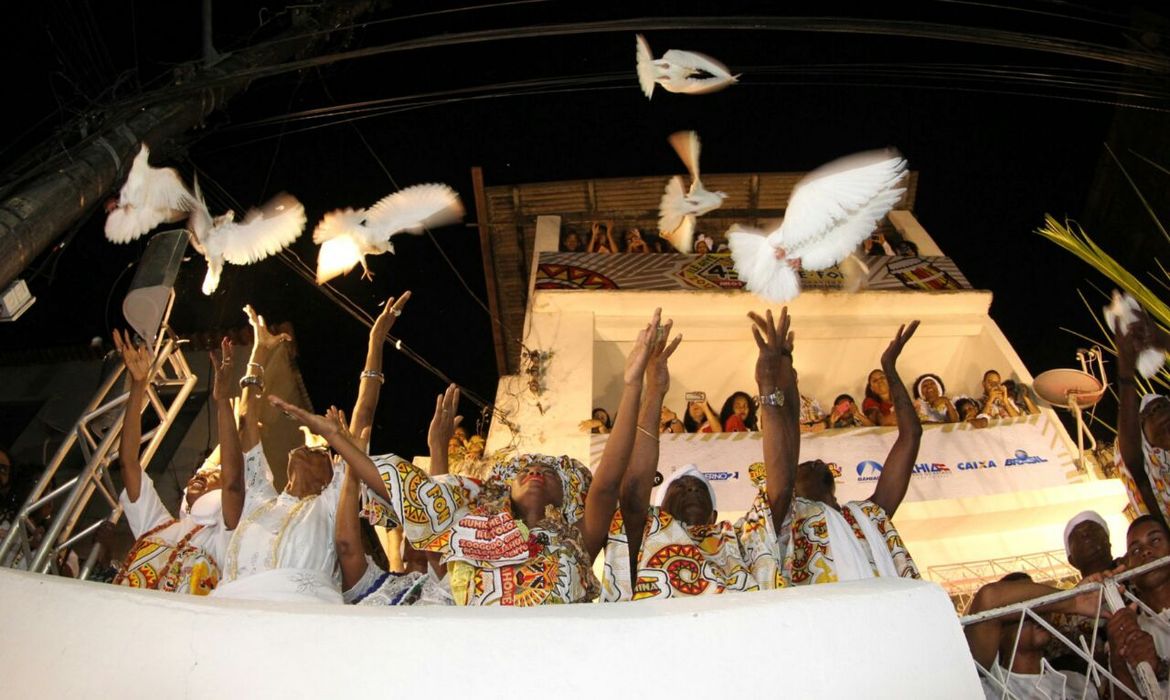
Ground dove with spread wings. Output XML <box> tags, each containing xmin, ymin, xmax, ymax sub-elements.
<box><xmin>635</xmin><ymin>35</ymin><xmax>739</xmax><ymax>99</ymax></box>
<box><xmin>313</xmin><ymin>183</ymin><xmax>465</xmax><ymax>284</ymax></box>
<box><xmin>728</xmin><ymin>150</ymin><xmax>907</xmax><ymax>303</ymax></box>
<box><xmin>658</xmin><ymin>130</ymin><xmax>726</xmax><ymax>254</ymax></box>
<box><xmin>105</xmin><ymin>144</ymin><xmax>307</xmax><ymax>295</ymax></box>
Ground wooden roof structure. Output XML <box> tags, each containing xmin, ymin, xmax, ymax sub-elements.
<box><xmin>472</xmin><ymin>168</ymin><xmax>919</xmax><ymax>375</ymax></box>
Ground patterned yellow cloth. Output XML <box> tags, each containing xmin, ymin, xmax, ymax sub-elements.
<box><xmin>363</xmin><ymin>453</ymin><xmax>598</xmax><ymax>605</ymax></box>
<box><xmin>784</xmin><ymin>497</ymin><xmax>919</xmax><ymax>585</ymax></box>
<box><xmin>601</xmin><ymin>487</ymin><xmax>787</xmax><ymax>601</ymax></box>
<box><xmin>116</xmin><ymin>522</ymin><xmax>219</xmax><ymax>596</ymax></box>
<box><xmin>1116</xmin><ymin>438</ymin><xmax>1170</xmax><ymax>524</ymax></box>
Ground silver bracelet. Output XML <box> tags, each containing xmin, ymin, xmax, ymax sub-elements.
<box><xmin>360</xmin><ymin>369</ymin><xmax>385</xmax><ymax>384</ymax></box>
<box><xmin>246</xmin><ymin>362</ymin><xmax>265</xmax><ymax>373</ymax></box>
<box><xmin>756</xmin><ymin>389</ymin><xmax>785</xmax><ymax>407</ymax></box>
<box><xmin>239</xmin><ymin>375</ymin><xmax>264</xmax><ymax>391</ymax></box>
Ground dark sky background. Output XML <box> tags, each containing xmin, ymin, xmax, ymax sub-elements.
<box><xmin>3</xmin><ymin>1</ymin><xmax>1168</xmax><ymax>457</ymax></box>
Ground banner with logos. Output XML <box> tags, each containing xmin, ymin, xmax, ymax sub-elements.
<box><xmin>588</xmin><ymin>413</ymin><xmax>1080</xmax><ymax>514</ymax></box>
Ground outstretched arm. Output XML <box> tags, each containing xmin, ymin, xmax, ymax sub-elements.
<box><xmin>239</xmin><ymin>305</ymin><xmax>291</xmax><ymax>452</ymax></box>
<box><xmin>113</xmin><ymin>330</ymin><xmax>151</xmax><ymax>503</ymax></box>
<box><xmin>870</xmin><ymin>321</ymin><xmax>921</xmax><ymax>517</ymax></box>
<box><xmin>965</xmin><ymin>578</ymin><xmax>1103</xmax><ymax>669</ymax></box>
<box><xmin>582</xmin><ymin>309</ymin><xmax>675</xmax><ymax>560</ymax></box>
<box><xmin>748</xmin><ymin>308</ymin><xmax>799</xmax><ymax>528</ymax></box>
<box><xmin>350</xmin><ymin>293</ymin><xmax>410</xmax><ymax>438</ymax></box>
<box><xmin>619</xmin><ymin>315</ymin><xmax>682</xmax><ymax>570</ymax></box>
<box><xmin>210</xmin><ymin>338</ymin><xmax>245</xmax><ymax>530</ymax></box>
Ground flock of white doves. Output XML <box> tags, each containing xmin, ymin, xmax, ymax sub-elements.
<box><xmin>105</xmin><ymin>35</ymin><xmax>907</xmax><ymax>303</ymax></box>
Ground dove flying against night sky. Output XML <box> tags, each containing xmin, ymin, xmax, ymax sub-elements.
<box><xmin>105</xmin><ymin>144</ymin><xmax>306</xmax><ymax>295</ymax></box>
<box><xmin>1104</xmin><ymin>291</ymin><xmax>1166</xmax><ymax>378</ymax></box>
<box><xmin>728</xmin><ymin>150</ymin><xmax>907</xmax><ymax>302</ymax></box>
<box><xmin>635</xmin><ymin>34</ymin><xmax>739</xmax><ymax>99</ymax></box>
<box><xmin>658</xmin><ymin>130</ymin><xmax>726</xmax><ymax>253</ymax></box>
<box><xmin>313</xmin><ymin>183</ymin><xmax>465</xmax><ymax>284</ymax></box>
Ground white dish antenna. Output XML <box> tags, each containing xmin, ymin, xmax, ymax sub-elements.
<box><xmin>1033</xmin><ymin>347</ymin><xmax>1107</xmax><ymax>473</ymax></box>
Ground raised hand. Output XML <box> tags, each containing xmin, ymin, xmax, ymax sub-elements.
<box><xmin>644</xmin><ymin>316</ymin><xmax>682</xmax><ymax>395</ymax></box>
<box><xmin>427</xmin><ymin>384</ymin><xmax>463</xmax><ymax>459</ymax></box>
<box><xmin>244</xmin><ymin>304</ymin><xmax>291</xmax><ymax>355</ymax></box>
<box><xmin>881</xmin><ymin>320</ymin><xmax>920</xmax><ymax>370</ymax></box>
<box><xmin>623</xmin><ymin>308</ymin><xmax>661</xmax><ymax>386</ymax></box>
<box><xmin>749</xmin><ymin>307</ymin><xmax>794</xmax><ymax>392</ymax></box>
<box><xmin>113</xmin><ymin>329</ymin><xmax>152</xmax><ymax>383</ymax></box>
<box><xmin>208</xmin><ymin>336</ymin><xmax>238</xmax><ymax>401</ymax></box>
<box><xmin>371</xmin><ymin>291</ymin><xmax>411</xmax><ymax>342</ymax></box>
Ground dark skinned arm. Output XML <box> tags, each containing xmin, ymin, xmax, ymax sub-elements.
<box><xmin>239</xmin><ymin>305</ymin><xmax>291</xmax><ymax>452</ymax></box>
<box><xmin>870</xmin><ymin>321</ymin><xmax>922</xmax><ymax>517</ymax></box>
<box><xmin>748</xmin><ymin>308</ymin><xmax>799</xmax><ymax>529</ymax></box>
<box><xmin>965</xmin><ymin>578</ymin><xmax>1103</xmax><ymax>669</ymax></box>
<box><xmin>585</xmin><ymin>310</ymin><xmax>678</xmax><ymax>560</ymax></box>
<box><xmin>336</xmin><ymin>464</ymin><xmax>370</xmax><ymax>592</ymax></box>
<box><xmin>426</xmin><ymin>384</ymin><xmax>461</xmax><ymax>477</ymax></box>
<box><xmin>1116</xmin><ymin>319</ymin><xmax>1170</xmax><ymax>532</ymax></box>
<box><xmin>112</xmin><ymin>329</ymin><xmax>150</xmax><ymax>503</ymax></box>
<box><xmin>210</xmin><ymin>338</ymin><xmax>245</xmax><ymax>530</ymax></box>
<box><xmin>349</xmin><ymin>292</ymin><xmax>410</xmax><ymax>437</ymax></box>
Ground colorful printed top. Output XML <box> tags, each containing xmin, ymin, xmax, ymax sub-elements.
<box><xmin>785</xmin><ymin>497</ymin><xmax>919</xmax><ymax>585</ymax></box>
<box><xmin>601</xmin><ymin>486</ymin><xmax>787</xmax><ymax>601</ymax></box>
<box><xmin>1117</xmin><ymin>447</ymin><xmax>1170</xmax><ymax>524</ymax></box>
<box><xmin>362</xmin><ymin>453</ymin><xmax>599</xmax><ymax>606</ymax></box>
<box><xmin>115</xmin><ymin>471</ymin><xmax>225</xmax><ymax>595</ymax></box>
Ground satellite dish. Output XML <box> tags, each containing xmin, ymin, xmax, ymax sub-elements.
<box><xmin>1033</xmin><ymin>347</ymin><xmax>1108</xmax><ymax>475</ymax></box>
<box><xmin>1034</xmin><ymin>369</ymin><xmax>1105</xmax><ymax>410</ymax></box>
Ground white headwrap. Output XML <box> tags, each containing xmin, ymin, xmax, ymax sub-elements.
<box><xmin>1063</xmin><ymin>510</ymin><xmax>1108</xmax><ymax>558</ymax></box>
<box><xmin>651</xmin><ymin>464</ymin><xmax>717</xmax><ymax>509</ymax></box>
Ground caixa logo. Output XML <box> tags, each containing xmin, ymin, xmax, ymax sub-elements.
<box><xmin>701</xmin><ymin>471</ymin><xmax>739</xmax><ymax>481</ymax></box>
<box><xmin>856</xmin><ymin>460</ymin><xmax>883</xmax><ymax>482</ymax></box>
<box><xmin>1004</xmin><ymin>449</ymin><xmax>1048</xmax><ymax>467</ymax></box>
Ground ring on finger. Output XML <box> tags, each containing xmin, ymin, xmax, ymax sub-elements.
<box><xmin>391</xmin><ymin>309</ymin><xmax>402</xmax><ymax>317</ymax></box>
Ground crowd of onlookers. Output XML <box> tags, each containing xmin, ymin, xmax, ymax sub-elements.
<box><xmin>558</xmin><ymin>220</ymin><xmax>921</xmax><ymax>257</ymax></box>
<box><xmin>582</xmin><ymin>367</ymin><xmax>1039</xmax><ymax>435</ymax></box>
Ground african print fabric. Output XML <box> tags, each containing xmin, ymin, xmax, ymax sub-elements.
<box><xmin>115</xmin><ymin>471</ymin><xmax>225</xmax><ymax>596</ymax></box>
<box><xmin>601</xmin><ymin>486</ymin><xmax>787</xmax><ymax>601</ymax></box>
<box><xmin>784</xmin><ymin>497</ymin><xmax>919</xmax><ymax>585</ymax></box>
<box><xmin>1117</xmin><ymin>397</ymin><xmax>1170</xmax><ymax>523</ymax></box>
<box><xmin>362</xmin><ymin>453</ymin><xmax>599</xmax><ymax>605</ymax></box>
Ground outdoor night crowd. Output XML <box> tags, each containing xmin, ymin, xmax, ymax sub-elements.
<box><xmin>5</xmin><ymin>292</ymin><xmax>1170</xmax><ymax>699</ymax></box>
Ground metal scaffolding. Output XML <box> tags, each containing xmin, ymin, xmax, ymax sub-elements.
<box><xmin>0</xmin><ymin>327</ymin><xmax>197</xmax><ymax>577</ymax></box>
<box><xmin>928</xmin><ymin>549</ymin><xmax>1083</xmax><ymax>612</ymax></box>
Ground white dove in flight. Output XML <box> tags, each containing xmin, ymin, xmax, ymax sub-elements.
<box><xmin>105</xmin><ymin>144</ymin><xmax>307</xmax><ymax>295</ymax></box>
<box><xmin>104</xmin><ymin>144</ymin><xmax>195</xmax><ymax>243</ymax></box>
<box><xmin>728</xmin><ymin>150</ymin><xmax>908</xmax><ymax>302</ymax></box>
<box><xmin>658</xmin><ymin>130</ymin><xmax>726</xmax><ymax>253</ymax></box>
<box><xmin>1104</xmin><ymin>291</ymin><xmax>1166</xmax><ymax>378</ymax></box>
<box><xmin>187</xmin><ymin>181</ymin><xmax>307</xmax><ymax>295</ymax></box>
<box><xmin>313</xmin><ymin>183</ymin><xmax>465</xmax><ymax>284</ymax></box>
<box><xmin>635</xmin><ymin>35</ymin><xmax>739</xmax><ymax>99</ymax></box>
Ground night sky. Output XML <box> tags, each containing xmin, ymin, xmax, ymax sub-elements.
<box><xmin>3</xmin><ymin>1</ymin><xmax>1168</xmax><ymax>457</ymax></box>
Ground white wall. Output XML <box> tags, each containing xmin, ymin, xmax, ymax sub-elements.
<box><xmin>0</xmin><ymin>569</ymin><xmax>982</xmax><ymax>699</ymax></box>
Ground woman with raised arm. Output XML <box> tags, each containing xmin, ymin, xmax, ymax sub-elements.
<box><xmin>604</xmin><ymin>308</ymin><xmax>797</xmax><ymax>601</ymax></box>
<box><xmin>788</xmin><ymin>321</ymin><xmax>923</xmax><ymax>585</ymax></box>
<box><xmin>275</xmin><ymin>309</ymin><xmax>669</xmax><ymax>605</ymax></box>
<box><xmin>1115</xmin><ymin>310</ymin><xmax>1170</xmax><ymax>533</ymax></box>
<box><xmin>211</xmin><ymin>305</ymin><xmax>389</xmax><ymax>604</ymax></box>
<box><xmin>110</xmin><ymin>331</ymin><xmax>236</xmax><ymax>595</ymax></box>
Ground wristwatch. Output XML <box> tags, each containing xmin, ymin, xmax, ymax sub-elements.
<box><xmin>756</xmin><ymin>389</ymin><xmax>785</xmax><ymax>407</ymax></box>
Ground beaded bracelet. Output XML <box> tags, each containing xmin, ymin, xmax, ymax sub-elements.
<box><xmin>360</xmin><ymin>369</ymin><xmax>385</xmax><ymax>384</ymax></box>
<box><xmin>239</xmin><ymin>375</ymin><xmax>264</xmax><ymax>390</ymax></box>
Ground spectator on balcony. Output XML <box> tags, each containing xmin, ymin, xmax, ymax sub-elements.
<box><xmin>788</xmin><ymin>322</ymin><xmax>923</xmax><ymax>585</ymax></box>
<box><xmin>863</xmin><ymin>369</ymin><xmax>899</xmax><ymax>427</ymax></box>
<box><xmin>660</xmin><ymin>406</ymin><xmax>686</xmax><ymax>434</ymax></box>
<box><xmin>621</xmin><ymin>227</ymin><xmax>651</xmax><ymax>254</ymax></box>
<box><xmin>981</xmin><ymin>370</ymin><xmax>1022</xmax><ymax>419</ymax></box>
<box><xmin>587</xmin><ymin>221</ymin><xmax>618</xmax><ymax>254</ymax></box>
<box><xmin>682</xmin><ymin>396</ymin><xmax>721</xmax><ymax>433</ymax></box>
<box><xmin>826</xmin><ymin>394</ymin><xmax>873</xmax><ymax>429</ymax></box>
<box><xmin>603</xmin><ymin>308</ymin><xmax>798</xmax><ymax>600</ymax></box>
<box><xmin>579</xmin><ymin>407</ymin><xmax>612</xmax><ymax>434</ymax></box>
<box><xmin>913</xmin><ymin>373</ymin><xmax>959</xmax><ymax>424</ymax></box>
<box><xmin>965</xmin><ymin>574</ymin><xmax>1103</xmax><ymax>700</ymax></box>
<box><xmin>862</xmin><ymin>230</ymin><xmax>895</xmax><ymax>256</ymax></box>
<box><xmin>892</xmin><ymin>240</ymin><xmax>919</xmax><ymax>257</ymax></box>
<box><xmin>109</xmin><ymin>329</ymin><xmax>237</xmax><ymax>596</ymax></box>
<box><xmin>0</xmin><ymin>446</ymin><xmax>35</xmax><ymax>537</ymax></box>
<box><xmin>559</xmin><ymin>229</ymin><xmax>584</xmax><ymax>253</ymax></box>
<box><xmin>1106</xmin><ymin>515</ymin><xmax>1170</xmax><ymax>697</ymax></box>
<box><xmin>1003</xmin><ymin>379</ymin><xmax>1040</xmax><ymax>415</ymax></box>
<box><xmin>694</xmin><ymin>234</ymin><xmax>714</xmax><ymax>255</ymax></box>
<box><xmin>720</xmin><ymin>391</ymin><xmax>758</xmax><ymax>432</ymax></box>
<box><xmin>953</xmin><ymin>397</ymin><xmax>990</xmax><ymax>429</ymax></box>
